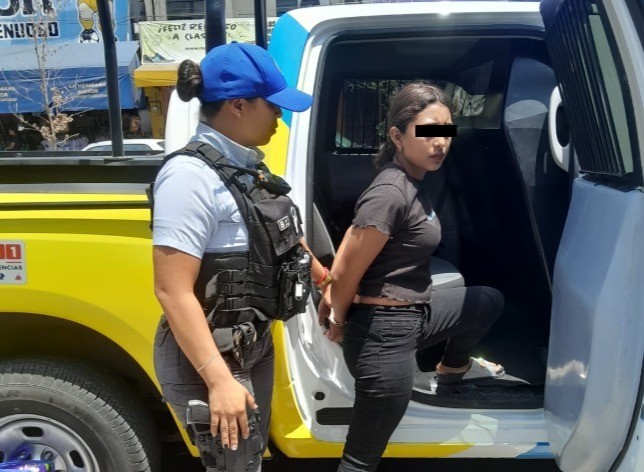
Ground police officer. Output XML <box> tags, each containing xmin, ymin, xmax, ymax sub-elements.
<box><xmin>152</xmin><ymin>42</ymin><xmax>327</xmax><ymax>471</ymax></box>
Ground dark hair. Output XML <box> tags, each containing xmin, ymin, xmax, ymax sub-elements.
<box><xmin>176</xmin><ymin>59</ymin><xmax>224</xmax><ymax>118</ymax></box>
<box><xmin>375</xmin><ymin>83</ymin><xmax>452</xmax><ymax>169</ymax></box>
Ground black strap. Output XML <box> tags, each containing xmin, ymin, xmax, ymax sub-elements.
<box><xmin>183</xmin><ymin>142</ymin><xmax>291</xmax><ymax>198</ymax></box>
<box><xmin>149</xmin><ymin>140</ymin><xmax>292</xmax><ymax>228</ymax></box>
<box><xmin>183</xmin><ymin>142</ymin><xmax>271</xmax><ymax>199</ymax></box>
<box><xmin>155</xmin><ymin>141</ymin><xmax>263</xmax><ymax>198</ymax></box>
<box><xmin>148</xmin><ymin>142</ymin><xmax>261</xmax><ymax>231</ymax></box>
<box><xmin>184</xmin><ymin>143</ymin><xmax>259</xmax><ymax>243</ymax></box>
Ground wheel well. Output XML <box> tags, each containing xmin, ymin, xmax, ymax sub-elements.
<box><xmin>0</xmin><ymin>312</ymin><xmax>180</xmax><ymax>443</ymax></box>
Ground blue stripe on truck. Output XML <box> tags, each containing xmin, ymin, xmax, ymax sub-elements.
<box><xmin>268</xmin><ymin>14</ymin><xmax>310</xmax><ymax>128</ymax></box>
<box><xmin>517</xmin><ymin>442</ymin><xmax>554</xmax><ymax>459</ymax></box>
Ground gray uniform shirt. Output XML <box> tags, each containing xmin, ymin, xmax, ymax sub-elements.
<box><xmin>353</xmin><ymin>163</ymin><xmax>442</xmax><ymax>303</ymax></box>
<box><xmin>152</xmin><ymin>123</ymin><xmax>260</xmax><ymax>258</ymax></box>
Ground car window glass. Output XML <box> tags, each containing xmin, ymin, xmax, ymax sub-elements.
<box><xmin>336</xmin><ymin>79</ymin><xmax>450</xmax><ymax>152</ymax></box>
<box><xmin>588</xmin><ymin>10</ymin><xmax>633</xmax><ymax>174</ymax></box>
<box><xmin>545</xmin><ymin>0</ymin><xmax>640</xmax><ymax>183</ymax></box>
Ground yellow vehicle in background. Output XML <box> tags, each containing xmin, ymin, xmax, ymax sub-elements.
<box><xmin>1</xmin><ymin>1</ymin><xmax>643</xmax><ymax>472</ymax></box>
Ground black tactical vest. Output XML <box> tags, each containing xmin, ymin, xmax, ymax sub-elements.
<box><xmin>148</xmin><ymin>141</ymin><xmax>311</xmax><ymax>324</ymax></box>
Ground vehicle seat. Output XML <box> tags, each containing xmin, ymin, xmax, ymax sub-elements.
<box><xmin>430</xmin><ymin>256</ymin><xmax>464</xmax><ymax>289</ymax></box>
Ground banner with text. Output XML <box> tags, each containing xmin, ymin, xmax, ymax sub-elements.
<box><xmin>0</xmin><ymin>0</ymin><xmax>130</xmax><ymax>46</ymax></box>
<box><xmin>139</xmin><ymin>18</ymin><xmax>278</xmax><ymax>64</ymax></box>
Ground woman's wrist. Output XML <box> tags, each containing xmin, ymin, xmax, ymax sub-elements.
<box><xmin>328</xmin><ymin>309</ymin><xmax>346</xmax><ymax>327</ymax></box>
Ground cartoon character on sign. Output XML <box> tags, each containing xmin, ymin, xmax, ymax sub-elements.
<box><xmin>77</xmin><ymin>0</ymin><xmax>115</xmax><ymax>43</ymax></box>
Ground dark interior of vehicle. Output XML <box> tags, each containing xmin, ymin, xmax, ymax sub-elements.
<box><xmin>310</xmin><ymin>35</ymin><xmax>572</xmax><ymax>409</ymax></box>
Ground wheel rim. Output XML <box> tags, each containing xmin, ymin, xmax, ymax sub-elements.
<box><xmin>0</xmin><ymin>414</ymin><xmax>100</xmax><ymax>472</ymax></box>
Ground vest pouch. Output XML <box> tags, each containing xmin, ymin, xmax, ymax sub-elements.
<box><xmin>275</xmin><ymin>254</ymin><xmax>311</xmax><ymax>321</ymax></box>
<box><xmin>169</xmin><ymin>143</ymin><xmax>310</xmax><ymax>323</ymax></box>
<box><xmin>253</xmin><ymin>196</ymin><xmax>302</xmax><ymax>258</ymax></box>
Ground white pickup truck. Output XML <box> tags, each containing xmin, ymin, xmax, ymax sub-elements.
<box><xmin>1</xmin><ymin>1</ymin><xmax>642</xmax><ymax>471</ymax></box>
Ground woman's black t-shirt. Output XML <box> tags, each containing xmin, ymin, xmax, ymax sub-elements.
<box><xmin>352</xmin><ymin>163</ymin><xmax>441</xmax><ymax>303</ymax></box>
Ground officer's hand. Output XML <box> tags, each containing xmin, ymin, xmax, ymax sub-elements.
<box><xmin>207</xmin><ymin>378</ymin><xmax>257</xmax><ymax>450</ymax></box>
<box><xmin>317</xmin><ymin>297</ymin><xmax>331</xmax><ymax>327</ymax></box>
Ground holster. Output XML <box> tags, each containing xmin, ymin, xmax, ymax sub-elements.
<box><xmin>207</xmin><ymin>306</ymin><xmax>270</xmax><ymax>368</ymax></box>
<box><xmin>211</xmin><ymin>322</ymin><xmax>264</xmax><ymax>368</ymax></box>
<box><xmin>186</xmin><ymin>400</ymin><xmax>263</xmax><ymax>472</ymax></box>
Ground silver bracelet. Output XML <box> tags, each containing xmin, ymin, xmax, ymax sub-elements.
<box><xmin>196</xmin><ymin>353</ymin><xmax>219</xmax><ymax>373</ymax></box>
<box><xmin>328</xmin><ymin>310</ymin><xmax>346</xmax><ymax>327</ymax></box>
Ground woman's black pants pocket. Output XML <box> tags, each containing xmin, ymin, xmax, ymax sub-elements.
<box><xmin>339</xmin><ymin>305</ymin><xmax>421</xmax><ymax>472</ymax></box>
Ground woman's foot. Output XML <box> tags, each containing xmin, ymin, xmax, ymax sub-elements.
<box><xmin>435</xmin><ymin>357</ymin><xmax>505</xmax><ymax>385</ymax></box>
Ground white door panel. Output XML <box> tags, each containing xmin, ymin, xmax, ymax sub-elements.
<box><xmin>546</xmin><ymin>179</ymin><xmax>644</xmax><ymax>471</ymax></box>
<box><xmin>541</xmin><ymin>0</ymin><xmax>644</xmax><ymax>470</ymax></box>
<box><xmin>615</xmin><ymin>401</ymin><xmax>644</xmax><ymax>472</ymax></box>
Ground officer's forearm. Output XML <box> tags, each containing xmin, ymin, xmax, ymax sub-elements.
<box><xmin>157</xmin><ymin>290</ymin><xmax>233</xmax><ymax>388</ymax></box>
<box><xmin>299</xmin><ymin>238</ymin><xmax>326</xmax><ymax>282</ymax></box>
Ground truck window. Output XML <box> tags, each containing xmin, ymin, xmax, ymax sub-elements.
<box><xmin>545</xmin><ymin>0</ymin><xmax>641</xmax><ymax>184</ymax></box>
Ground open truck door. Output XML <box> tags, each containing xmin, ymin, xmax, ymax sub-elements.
<box><xmin>541</xmin><ymin>0</ymin><xmax>644</xmax><ymax>471</ymax></box>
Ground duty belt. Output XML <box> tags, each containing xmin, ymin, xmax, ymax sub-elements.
<box><xmin>159</xmin><ymin>315</ymin><xmax>270</xmax><ymax>368</ymax></box>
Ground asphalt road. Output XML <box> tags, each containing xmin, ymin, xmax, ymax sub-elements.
<box><xmin>161</xmin><ymin>443</ymin><xmax>563</xmax><ymax>472</ymax></box>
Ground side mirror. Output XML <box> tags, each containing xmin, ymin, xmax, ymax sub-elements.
<box><xmin>548</xmin><ymin>86</ymin><xmax>571</xmax><ymax>172</ymax></box>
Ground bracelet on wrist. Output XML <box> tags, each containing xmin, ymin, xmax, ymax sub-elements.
<box><xmin>314</xmin><ymin>267</ymin><xmax>333</xmax><ymax>289</ymax></box>
<box><xmin>313</xmin><ymin>267</ymin><xmax>328</xmax><ymax>285</ymax></box>
<box><xmin>196</xmin><ymin>353</ymin><xmax>219</xmax><ymax>373</ymax></box>
<box><xmin>328</xmin><ymin>310</ymin><xmax>346</xmax><ymax>327</ymax></box>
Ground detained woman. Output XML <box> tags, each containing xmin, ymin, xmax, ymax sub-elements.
<box><xmin>320</xmin><ymin>83</ymin><xmax>505</xmax><ymax>472</ymax></box>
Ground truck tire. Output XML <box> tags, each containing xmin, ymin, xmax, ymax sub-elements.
<box><xmin>0</xmin><ymin>358</ymin><xmax>160</xmax><ymax>472</ymax></box>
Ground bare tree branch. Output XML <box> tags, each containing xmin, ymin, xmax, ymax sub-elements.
<box><xmin>4</xmin><ymin>0</ymin><xmax>83</xmax><ymax>149</ymax></box>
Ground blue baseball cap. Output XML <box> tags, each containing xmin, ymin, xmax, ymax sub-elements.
<box><xmin>200</xmin><ymin>42</ymin><xmax>313</xmax><ymax>112</ymax></box>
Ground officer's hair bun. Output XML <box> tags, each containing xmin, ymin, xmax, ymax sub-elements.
<box><xmin>177</xmin><ymin>59</ymin><xmax>202</xmax><ymax>102</ymax></box>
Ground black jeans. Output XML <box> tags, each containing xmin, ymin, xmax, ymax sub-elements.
<box><xmin>338</xmin><ymin>286</ymin><xmax>504</xmax><ymax>472</ymax></box>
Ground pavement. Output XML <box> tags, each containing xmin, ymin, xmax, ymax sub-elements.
<box><xmin>162</xmin><ymin>442</ymin><xmax>563</xmax><ymax>472</ymax></box>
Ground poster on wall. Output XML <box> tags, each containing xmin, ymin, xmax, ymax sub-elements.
<box><xmin>138</xmin><ymin>18</ymin><xmax>278</xmax><ymax>63</ymax></box>
<box><xmin>0</xmin><ymin>0</ymin><xmax>131</xmax><ymax>45</ymax></box>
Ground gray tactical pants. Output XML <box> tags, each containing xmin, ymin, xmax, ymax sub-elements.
<box><xmin>153</xmin><ymin>317</ymin><xmax>274</xmax><ymax>472</ymax></box>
